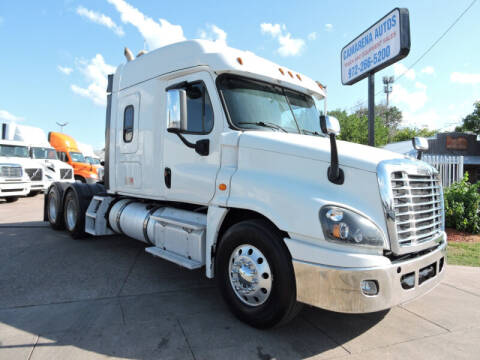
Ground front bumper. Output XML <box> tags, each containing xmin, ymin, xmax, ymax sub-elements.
<box><xmin>293</xmin><ymin>238</ymin><xmax>446</xmax><ymax>313</ymax></box>
<box><xmin>0</xmin><ymin>181</ymin><xmax>30</xmax><ymax>197</ymax></box>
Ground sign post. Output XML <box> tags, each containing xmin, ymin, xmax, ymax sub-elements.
<box><xmin>341</xmin><ymin>8</ymin><xmax>411</xmax><ymax>146</ymax></box>
<box><xmin>368</xmin><ymin>74</ymin><xmax>375</xmax><ymax>146</ymax></box>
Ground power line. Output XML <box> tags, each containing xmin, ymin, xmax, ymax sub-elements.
<box><xmin>347</xmin><ymin>0</ymin><xmax>478</xmax><ymax>112</ymax></box>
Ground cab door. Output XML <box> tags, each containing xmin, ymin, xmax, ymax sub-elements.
<box><xmin>162</xmin><ymin>71</ymin><xmax>222</xmax><ymax>205</ymax></box>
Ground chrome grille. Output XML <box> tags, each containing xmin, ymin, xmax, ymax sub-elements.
<box><xmin>391</xmin><ymin>172</ymin><xmax>443</xmax><ymax>247</ymax></box>
<box><xmin>0</xmin><ymin>166</ymin><xmax>22</xmax><ymax>178</ymax></box>
<box><xmin>25</xmin><ymin>168</ymin><xmax>43</xmax><ymax>181</ymax></box>
<box><xmin>60</xmin><ymin>168</ymin><xmax>73</xmax><ymax>179</ymax></box>
<box><xmin>378</xmin><ymin>159</ymin><xmax>445</xmax><ymax>256</ymax></box>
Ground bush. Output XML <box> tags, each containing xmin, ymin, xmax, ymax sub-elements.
<box><xmin>444</xmin><ymin>172</ymin><xmax>480</xmax><ymax>233</ymax></box>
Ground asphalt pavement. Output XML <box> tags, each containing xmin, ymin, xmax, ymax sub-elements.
<box><xmin>0</xmin><ymin>195</ymin><xmax>479</xmax><ymax>360</ymax></box>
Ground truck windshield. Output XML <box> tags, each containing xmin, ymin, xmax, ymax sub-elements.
<box><xmin>0</xmin><ymin>144</ymin><xmax>29</xmax><ymax>158</ymax></box>
<box><xmin>32</xmin><ymin>147</ymin><xmax>58</xmax><ymax>160</ymax></box>
<box><xmin>85</xmin><ymin>156</ymin><xmax>100</xmax><ymax>165</ymax></box>
<box><xmin>70</xmin><ymin>152</ymin><xmax>86</xmax><ymax>163</ymax></box>
<box><xmin>218</xmin><ymin>75</ymin><xmax>325</xmax><ymax>135</ymax></box>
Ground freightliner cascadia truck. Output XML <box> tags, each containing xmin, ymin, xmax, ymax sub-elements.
<box><xmin>44</xmin><ymin>40</ymin><xmax>446</xmax><ymax>328</ymax></box>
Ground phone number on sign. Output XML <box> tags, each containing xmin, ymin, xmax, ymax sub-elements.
<box><xmin>347</xmin><ymin>45</ymin><xmax>391</xmax><ymax>79</ymax></box>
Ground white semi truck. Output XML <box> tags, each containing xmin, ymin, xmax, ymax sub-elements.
<box><xmin>44</xmin><ymin>40</ymin><xmax>446</xmax><ymax>328</ymax></box>
<box><xmin>10</xmin><ymin>124</ymin><xmax>75</xmax><ymax>188</ymax></box>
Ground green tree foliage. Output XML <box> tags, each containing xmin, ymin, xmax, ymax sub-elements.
<box><xmin>455</xmin><ymin>101</ymin><xmax>480</xmax><ymax>133</ymax></box>
<box><xmin>329</xmin><ymin>109</ymin><xmax>388</xmax><ymax>146</ymax></box>
<box><xmin>391</xmin><ymin>127</ymin><xmax>437</xmax><ymax>142</ymax></box>
<box><xmin>444</xmin><ymin>172</ymin><xmax>480</xmax><ymax>233</ymax></box>
<box><xmin>329</xmin><ymin>105</ymin><xmax>436</xmax><ymax>147</ymax></box>
<box><xmin>355</xmin><ymin>104</ymin><xmax>403</xmax><ymax>132</ymax></box>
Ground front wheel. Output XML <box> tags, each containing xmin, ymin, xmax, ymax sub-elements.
<box><xmin>215</xmin><ymin>219</ymin><xmax>301</xmax><ymax>328</ymax></box>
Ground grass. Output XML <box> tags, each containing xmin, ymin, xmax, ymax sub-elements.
<box><xmin>447</xmin><ymin>242</ymin><xmax>480</xmax><ymax>267</ymax></box>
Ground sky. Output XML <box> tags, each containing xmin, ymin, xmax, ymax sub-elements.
<box><xmin>0</xmin><ymin>0</ymin><xmax>479</xmax><ymax>149</ymax></box>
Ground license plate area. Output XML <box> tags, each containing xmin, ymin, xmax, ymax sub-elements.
<box><xmin>419</xmin><ymin>262</ymin><xmax>437</xmax><ymax>285</ymax></box>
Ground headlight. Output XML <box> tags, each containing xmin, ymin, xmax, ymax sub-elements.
<box><xmin>319</xmin><ymin>206</ymin><xmax>385</xmax><ymax>248</ymax></box>
<box><xmin>89</xmin><ymin>173</ymin><xmax>98</xmax><ymax>179</ymax></box>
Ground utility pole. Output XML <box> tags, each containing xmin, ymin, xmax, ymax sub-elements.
<box><xmin>383</xmin><ymin>76</ymin><xmax>394</xmax><ymax>128</ymax></box>
<box><xmin>56</xmin><ymin>122</ymin><xmax>68</xmax><ymax>133</ymax></box>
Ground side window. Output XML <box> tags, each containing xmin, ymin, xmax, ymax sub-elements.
<box><xmin>57</xmin><ymin>151</ymin><xmax>68</xmax><ymax>162</ymax></box>
<box><xmin>123</xmin><ymin>105</ymin><xmax>134</xmax><ymax>143</ymax></box>
<box><xmin>185</xmin><ymin>83</ymin><xmax>214</xmax><ymax>134</ymax></box>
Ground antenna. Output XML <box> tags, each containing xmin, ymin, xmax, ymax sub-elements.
<box><xmin>56</xmin><ymin>122</ymin><xmax>68</xmax><ymax>133</ymax></box>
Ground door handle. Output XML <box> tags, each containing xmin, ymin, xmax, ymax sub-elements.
<box><xmin>164</xmin><ymin>167</ymin><xmax>171</xmax><ymax>188</ymax></box>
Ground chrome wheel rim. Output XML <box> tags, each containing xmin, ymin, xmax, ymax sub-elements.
<box><xmin>48</xmin><ymin>192</ymin><xmax>57</xmax><ymax>222</ymax></box>
<box><xmin>66</xmin><ymin>198</ymin><xmax>77</xmax><ymax>231</ymax></box>
<box><xmin>228</xmin><ymin>244</ymin><xmax>272</xmax><ymax>306</ymax></box>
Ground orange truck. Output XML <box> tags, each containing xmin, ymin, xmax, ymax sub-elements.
<box><xmin>48</xmin><ymin>132</ymin><xmax>98</xmax><ymax>184</ymax></box>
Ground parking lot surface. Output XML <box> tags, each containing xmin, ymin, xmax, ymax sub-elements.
<box><xmin>0</xmin><ymin>195</ymin><xmax>479</xmax><ymax>359</ymax></box>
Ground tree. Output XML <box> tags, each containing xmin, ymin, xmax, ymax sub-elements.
<box><xmin>354</xmin><ymin>104</ymin><xmax>403</xmax><ymax>131</ymax></box>
<box><xmin>392</xmin><ymin>127</ymin><xmax>437</xmax><ymax>142</ymax></box>
<box><xmin>455</xmin><ymin>102</ymin><xmax>480</xmax><ymax>133</ymax></box>
<box><xmin>329</xmin><ymin>109</ymin><xmax>389</xmax><ymax>146</ymax></box>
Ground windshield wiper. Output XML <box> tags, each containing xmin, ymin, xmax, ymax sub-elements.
<box><xmin>302</xmin><ymin>129</ymin><xmax>323</xmax><ymax>136</ymax></box>
<box><xmin>238</xmin><ymin>121</ymin><xmax>288</xmax><ymax>133</ymax></box>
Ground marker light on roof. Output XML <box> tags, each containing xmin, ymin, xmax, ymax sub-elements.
<box><xmin>279</xmin><ymin>68</ymin><xmax>285</xmax><ymax>75</ymax></box>
<box><xmin>236</xmin><ymin>57</ymin><xmax>243</xmax><ymax>65</ymax></box>
<box><xmin>288</xmin><ymin>71</ymin><xmax>293</xmax><ymax>78</ymax></box>
<box><xmin>296</xmin><ymin>74</ymin><xmax>302</xmax><ymax>81</ymax></box>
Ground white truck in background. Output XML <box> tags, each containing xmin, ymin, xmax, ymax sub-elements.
<box><xmin>0</xmin><ymin>137</ymin><xmax>44</xmax><ymax>196</ymax></box>
<box><xmin>3</xmin><ymin>123</ymin><xmax>75</xmax><ymax>191</ymax></box>
<box><xmin>44</xmin><ymin>40</ymin><xmax>446</xmax><ymax>328</ymax></box>
<box><xmin>0</xmin><ymin>160</ymin><xmax>30</xmax><ymax>203</ymax></box>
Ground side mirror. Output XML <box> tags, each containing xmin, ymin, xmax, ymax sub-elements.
<box><xmin>412</xmin><ymin>137</ymin><xmax>429</xmax><ymax>160</ymax></box>
<box><xmin>166</xmin><ymin>89</ymin><xmax>188</xmax><ymax>132</ymax></box>
<box><xmin>320</xmin><ymin>115</ymin><xmax>340</xmax><ymax>136</ymax></box>
<box><xmin>100</xmin><ymin>161</ymin><xmax>105</xmax><ymax>166</ymax></box>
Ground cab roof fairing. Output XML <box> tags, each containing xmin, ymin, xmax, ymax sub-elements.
<box><xmin>113</xmin><ymin>40</ymin><xmax>326</xmax><ymax>99</ymax></box>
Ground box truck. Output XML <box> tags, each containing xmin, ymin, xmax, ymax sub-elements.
<box><xmin>44</xmin><ymin>40</ymin><xmax>446</xmax><ymax>328</ymax></box>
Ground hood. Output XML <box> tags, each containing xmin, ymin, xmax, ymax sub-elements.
<box><xmin>238</xmin><ymin>131</ymin><xmax>406</xmax><ymax>173</ymax></box>
<box><xmin>0</xmin><ymin>156</ymin><xmax>42</xmax><ymax>169</ymax></box>
<box><xmin>43</xmin><ymin>159</ymin><xmax>73</xmax><ymax>170</ymax></box>
<box><xmin>72</xmin><ymin>161</ymin><xmax>96</xmax><ymax>173</ymax></box>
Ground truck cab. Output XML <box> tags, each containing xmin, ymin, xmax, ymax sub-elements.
<box><xmin>45</xmin><ymin>40</ymin><xmax>446</xmax><ymax>328</ymax></box>
<box><xmin>48</xmin><ymin>132</ymin><xmax>98</xmax><ymax>184</ymax></box>
<box><xmin>0</xmin><ymin>139</ymin><xmax>45</xmax><ymax>195</ymax></box>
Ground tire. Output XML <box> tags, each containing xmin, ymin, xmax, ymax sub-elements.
<box><xmin>46</xmin><ymin>185</ymin><xmax>65</xmax><ymax>230</ymax></box>
<box><xmin>215</xmin><ymin>219</ymin><xmax>301</xmax><ymax>328</ymax></box>
<box><xmin>5</xmin><ymin>197</ymin><xmax>19</xmax><ymax>203</ymax></box>
<box><xmin>75</xmin><ymin>176</ymin><xmax>86</xmax><ymax>183</ymax></box>
<box><xmin>63</xmin><ymin>190</ymin><xmax>85</xmax><ymax>239</ymax></box>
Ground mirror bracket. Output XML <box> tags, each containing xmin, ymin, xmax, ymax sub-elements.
<box><xmin>167</xmin><ymin>128</ymin><xmax>210</xmax><ymax>156</ymax></box>
<box><xmin>320</xmin><ymin>115</ymin><xmax>344</xmax><ymax>185</ymax></box>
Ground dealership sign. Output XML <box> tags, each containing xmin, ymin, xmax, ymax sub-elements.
<box><xmin>341</xmin><ymin>8</ymin><xmax>411</xmax><ymax>85</ymax></box>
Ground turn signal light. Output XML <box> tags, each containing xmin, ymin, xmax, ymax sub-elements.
<box><xmin>219</xmin><ymin>183</ymin><xmax>227</xmax><ymax>191</ymax></box>
<box><xmin>237</xmin><ymin>57</ymin><xmax>243</xmax><ymax>65</ymax></box>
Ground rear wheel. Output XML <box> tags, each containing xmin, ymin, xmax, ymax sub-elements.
<box><xmin>215</xmin><ymin>219</ymin><xmax>301</xmax><ymax>328</ymax></box>
<box><xmin>46</xmin><ymin>185</ymin><xmax>64</xmax><ymax>229</ymax></box>
<box><xmin>63</xmin><ymin>190</ymin><xmax>85</xmax><ymax>238</ymax></box>
<box><xmin>5</xmin><ymin>197</ymin><xmax>19</xmax><ymax>203</ymax></box>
